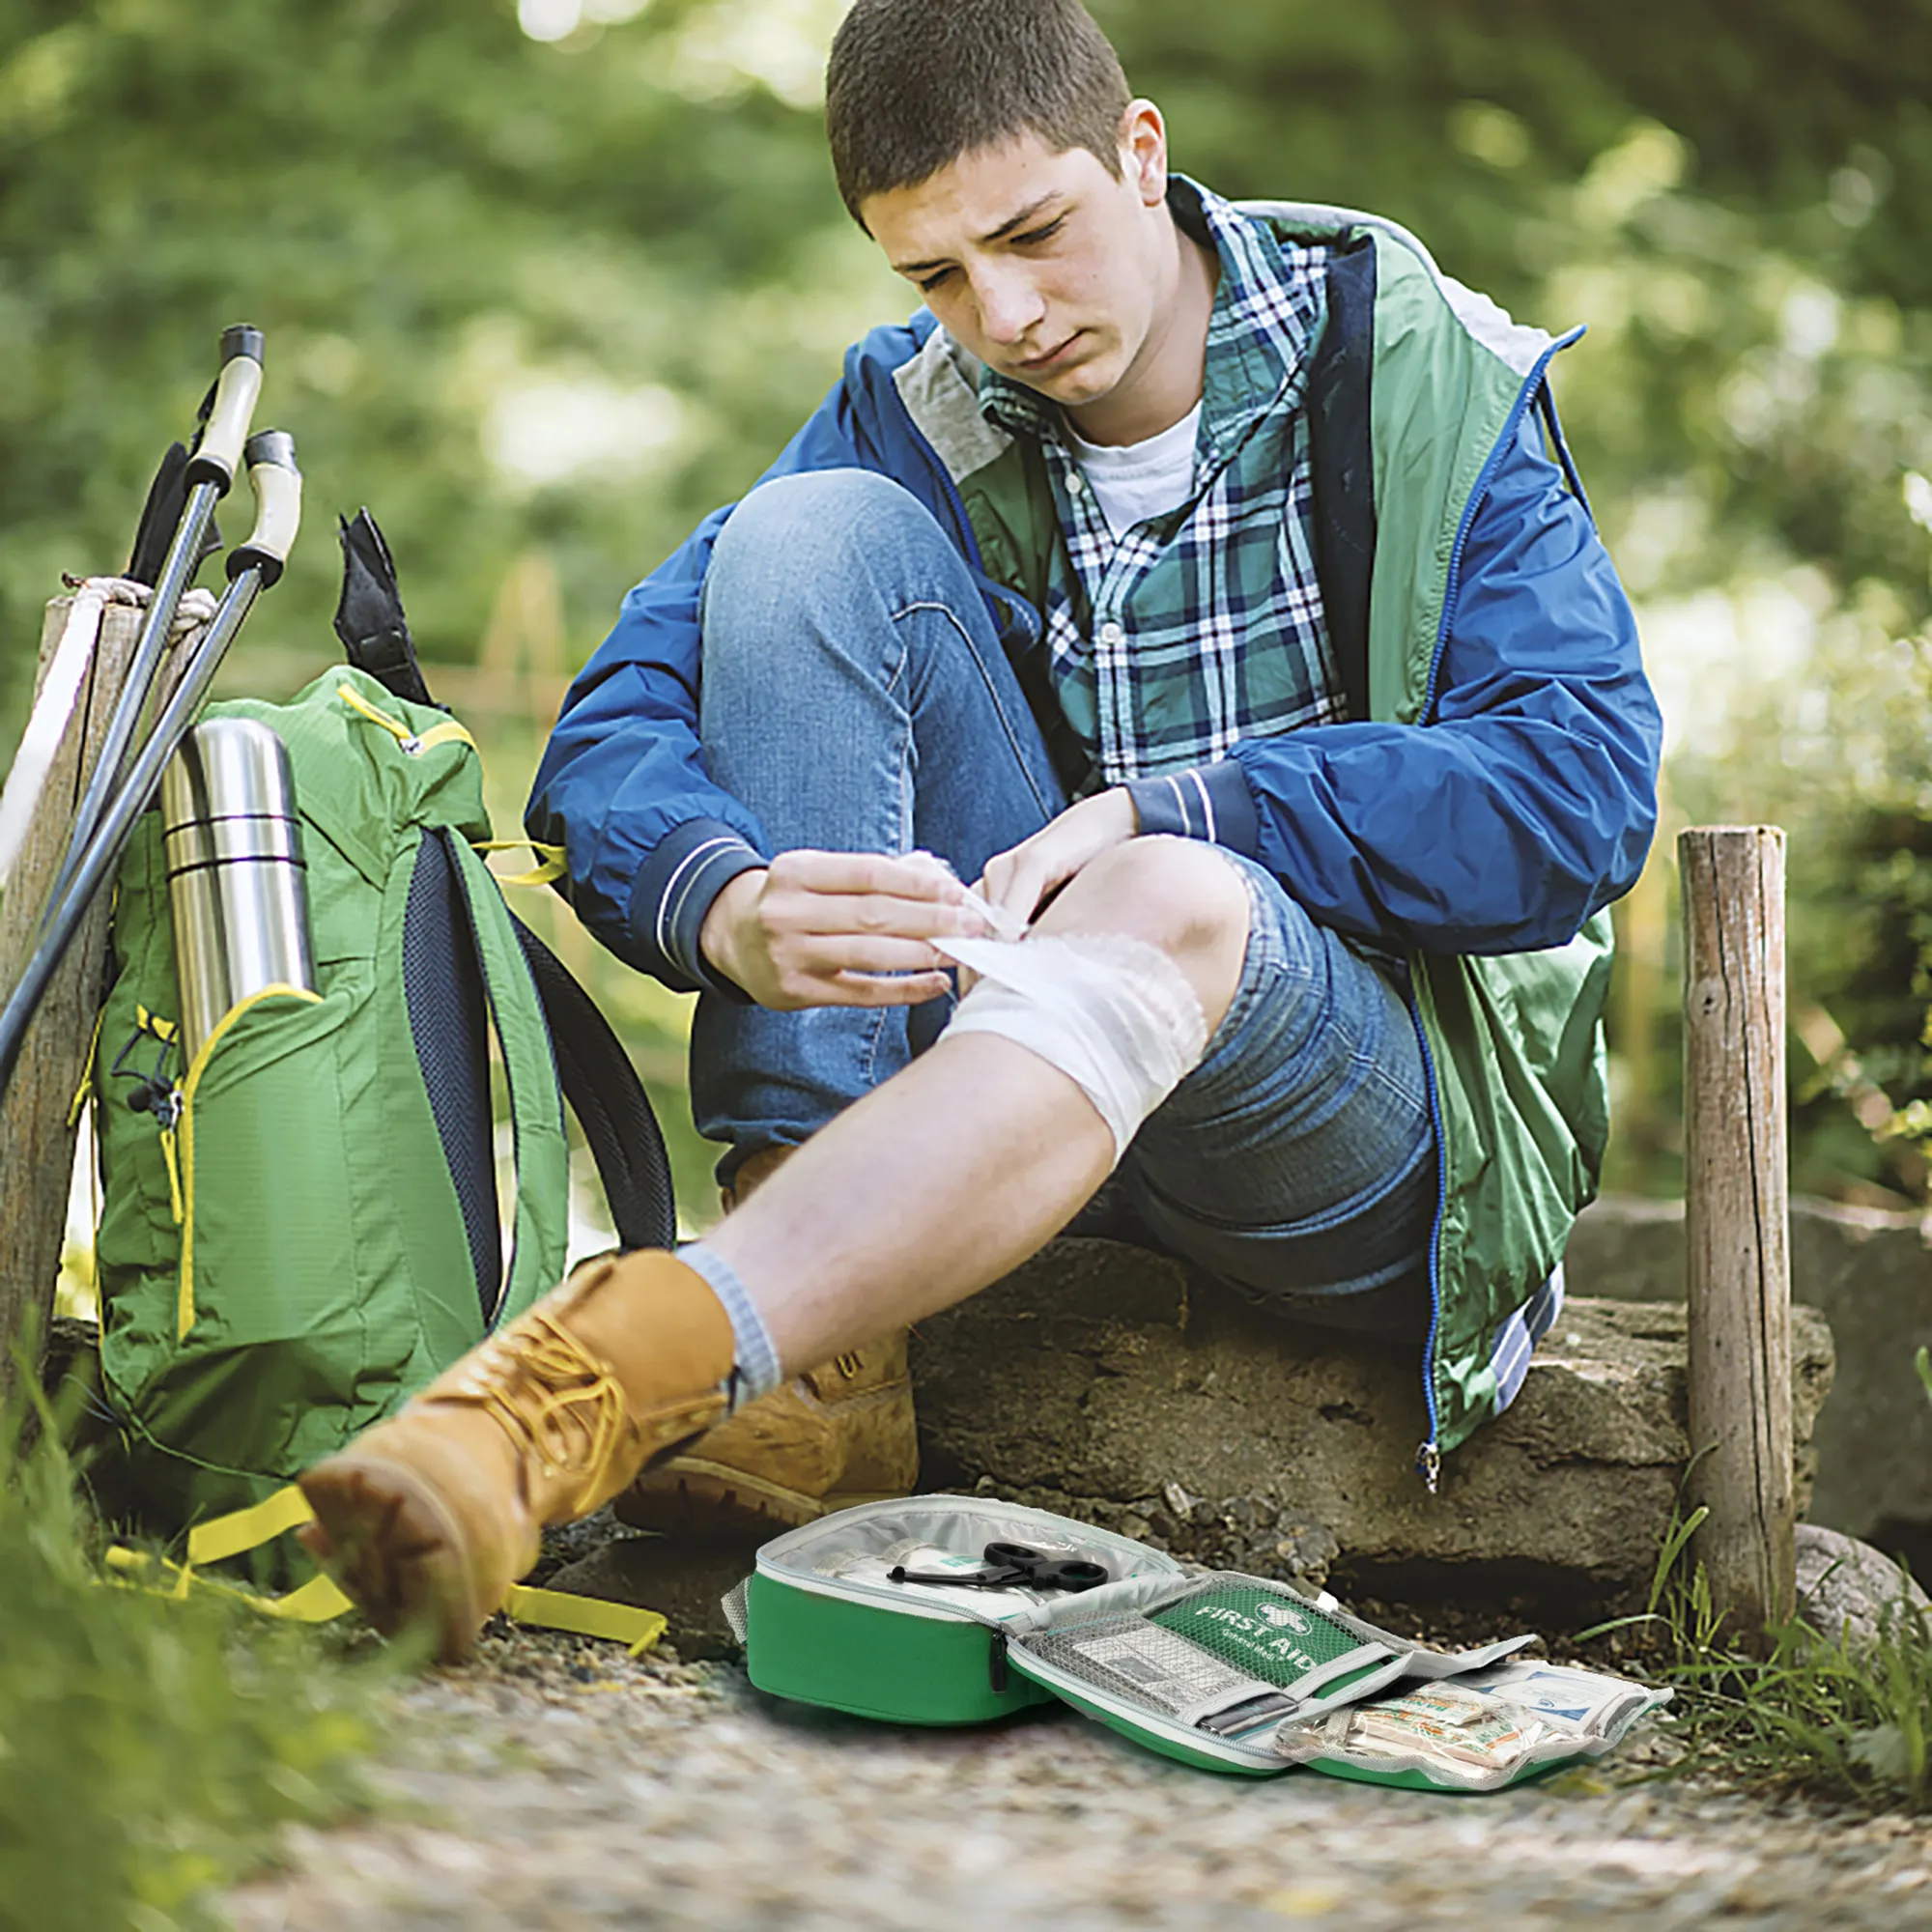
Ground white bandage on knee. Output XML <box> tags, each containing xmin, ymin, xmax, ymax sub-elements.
<box><xmin>935</xmin><ymin>932</ymin><xmax>1210</xmax><ymax>1164</ymax></box>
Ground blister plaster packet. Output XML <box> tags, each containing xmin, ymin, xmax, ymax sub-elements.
<box><xmin>1273</xmin><ymin>1660</ymin><xmax>1671</xmax><ymax>1790</ymax></box>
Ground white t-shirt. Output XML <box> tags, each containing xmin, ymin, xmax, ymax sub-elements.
<box><xmin>1065</xmin><ymin>403</ymin><xmax>1202</xmax><ymax>540</ymax></box>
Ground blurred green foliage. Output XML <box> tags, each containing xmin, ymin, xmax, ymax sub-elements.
<box><xmin>0</xmin><ymin>0</ymin><xmax>901</xmax><ymax>706</ymax></box>
<box><xmin>0</xmin><ymin>1375</ymin><xmax>372</xmax><ymax>1931</ymax></box>
<box><xmin>5</xmin><ymin>0</ymin><xmax>1932</xmax><ymax>1210</ymax></box>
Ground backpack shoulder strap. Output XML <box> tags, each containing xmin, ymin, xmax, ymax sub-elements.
<box><xmin>511</xmin><ymin>916</ymin><xmax>678</xmax><ymax>1253</ymax></box>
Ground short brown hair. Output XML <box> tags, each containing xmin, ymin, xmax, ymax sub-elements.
<box><xmin>826</xmin><ymin>0</ymin><xmax>1132</xmax><ymax>227</ymax></box>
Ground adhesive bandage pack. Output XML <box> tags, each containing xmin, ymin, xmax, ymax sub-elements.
<box><xmin>721</xmin><ymin>1495</ymin><xmax>1669</xmax><ymax>1789</ymax></box>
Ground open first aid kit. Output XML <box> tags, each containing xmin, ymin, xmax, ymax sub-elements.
<box><xmin>723</xmin><ymin>1495</ymin><xmax>1669</xmax><ymax>1791</ymax></box>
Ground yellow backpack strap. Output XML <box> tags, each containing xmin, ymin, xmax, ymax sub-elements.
<box><xmin>471</xmin><ymin>838</ymin><xmax>567</xmax><ymax>887</ymax></box>
<box><xmin>102</xmin><ymin>1546</ymin><xmax>355</xmax><ymax>1623</ymax></box>
<box><xmin>123</xmin><ymin>1485</ymin><xmax>667</xmax><ymax>1654</ymax></box>
<box><xmin>186</xmin><ymin>1482</ymin><xmax>316</xmax><ymax>1564</ymax></box>
<box><xmin>502</xmin><ymin>1584</ymin><xmax>668</xmax><ymax>1656</ymax></box>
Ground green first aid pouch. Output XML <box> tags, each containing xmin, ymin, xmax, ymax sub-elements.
<box><xmin>725</xmin><ymin>1495</ymin><xmax>1669</xmax><ymax>1789</ymax></box>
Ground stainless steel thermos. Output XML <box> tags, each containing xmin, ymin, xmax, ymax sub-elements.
<box><xmin>160</xmin><ymin>717</ymin><xmax>317</xmax><ymax>1058</ymax></box>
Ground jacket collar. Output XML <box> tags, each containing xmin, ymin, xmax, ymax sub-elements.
<box><xmin>978</xmin><ymin>175</ymin><xmax>1321</xmax><ymax>469</ymax></box>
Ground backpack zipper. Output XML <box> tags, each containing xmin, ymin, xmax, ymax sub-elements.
<box><xmin>336</xmin><ymin>680</ymin><xmax>475</xmax><ymax>757</ymax></box>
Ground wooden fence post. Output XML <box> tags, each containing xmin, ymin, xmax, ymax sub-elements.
<box><xmin>0</xmin><ymin>597</ymin><xmax>144</xmax><ymax>1398</ymax></box>
<box><xmin>1679</xmin><ymin>824</ymin><xmax>1796</xmax><ymax>1643</ymax></box>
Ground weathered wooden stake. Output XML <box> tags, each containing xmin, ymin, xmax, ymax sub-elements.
<box><xmin>1680</xmin><ymin>824</ymin><xmax>1795</xmax><ymax>1644</ymax></box>
<box><xmin>0</xmin><ymin>597</ymin><xmax>145</xmax><ymax>1398</ymax></box>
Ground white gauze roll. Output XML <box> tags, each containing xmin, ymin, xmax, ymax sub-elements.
<box><xmin>935</xmin><ymin>932</ymin><xmax>1210</xmax><ymax>1163</ymax></box>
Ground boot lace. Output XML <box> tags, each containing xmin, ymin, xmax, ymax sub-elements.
<box><xmin>456</xmin><ymin>1309</ymin><xmax>629</xmax><ymax>1515</ymax></box>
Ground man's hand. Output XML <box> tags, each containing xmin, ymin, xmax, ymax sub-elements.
<box><xmin>977</xmin><ymin>788</ymin><xmax>1140</xmax><ymax>927</ymax></box>
<box><xmin>698</xmin><ymin>850</ymin><xmax>989</xmax><ymax>1009</ymax></box>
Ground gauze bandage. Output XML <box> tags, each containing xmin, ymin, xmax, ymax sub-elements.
<box><xmin>936</xmin><ymin>932</ymin><xmax>1209</xmax><ymax>1163</ymax></box>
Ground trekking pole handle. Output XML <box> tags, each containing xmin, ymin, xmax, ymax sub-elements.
<box><xmin>226</xmin><ymin>430</ymin><xmax>301</xmax><ymax>588</ymax></box>
<box><xmin>184</xmin><ymin>325</ymin><xmax>266</xmax><ymax>496</ymax></box>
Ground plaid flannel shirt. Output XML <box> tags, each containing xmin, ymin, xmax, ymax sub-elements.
<box><xmin>979</xmin><ymin>181</ymin><xmax>1340</xmax><ymax>795</ymax></box>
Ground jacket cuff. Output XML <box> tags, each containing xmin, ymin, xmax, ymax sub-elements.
<box><xmin>1123</xmin><ymin>763</ymin><xmax>1260</xmax><ymax>857</ymax></box>
<box><xmin>624</xmin><ymin>818</ymin><xmax>765</xmax><ymax>999</ymax></box>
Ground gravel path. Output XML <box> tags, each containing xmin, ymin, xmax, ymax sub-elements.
<box><xmin>223</xmin><ymin>1627</ymin><xmax>1932</xmax><ymax>1930</ymax></box>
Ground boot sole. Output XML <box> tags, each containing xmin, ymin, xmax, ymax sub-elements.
<box><xmin>298</xmin><ymin>1455</ymin><xmax>488</xmax><ymax>1662</ymax></box>
<box><xmin>616</xmin><ymin>1458</ymin><xmax>910</xmax><ymax>1535</ymax></box>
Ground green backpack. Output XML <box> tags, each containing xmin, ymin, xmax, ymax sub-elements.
<box><xmin>91</xmin><ymin>662</ymin><xmax>675</xmax><ymax>1559</ymax></box>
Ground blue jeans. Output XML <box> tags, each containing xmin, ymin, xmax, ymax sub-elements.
<box><xmin>693</xmin><ymin>469</ymin><xmax>1436</xmax><ymax>1334</ymax></box>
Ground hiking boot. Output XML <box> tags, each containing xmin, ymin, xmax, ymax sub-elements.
<box><xmin>614</xmin><ymin>1331</ymin><xmax>919</xmax><ymax>1533</ymax></box>
<box><xmin>297</xmin><ymin>1249</ymin><xmax>734</xmax><ymax>1662</ymax></box>
<box><xmin>615</xmin><ymin>1145</ymin><xmax>918</xmax><ymax>1534</ymax></box>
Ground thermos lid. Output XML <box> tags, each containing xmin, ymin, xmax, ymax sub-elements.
<box><xmin>160</xmin><ymin>716</ymin><xmax>301</xmax><ymax>832</ymax></box>
<box><xmin>160</xmin><ymin>717</ymin><xmax>317</xmax><ymax>1061</ymax></box>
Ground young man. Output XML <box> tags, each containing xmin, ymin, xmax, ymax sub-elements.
<box><xmin>299</xmin><ymin>0</ymin><xmax>1660</xmax><ymax>1659</ymax></box>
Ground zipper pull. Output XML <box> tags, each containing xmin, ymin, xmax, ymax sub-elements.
<box><xmin>1415</xmin><ymin>1439</ymin><xmax>1441</xmax><ymax>1494</ymax></box>
<box><xmin>338</xmin><ymin>679</ymin><xmax>423</xmax><ymax>753</ymax></box>
<box><xmin>156</xmin><ymin>1087</ymin><xmax>185</xmax><ymax>1225</ymax></box>
<box><xmin>988</xmin><ymin>1629</ymin><xmax>1009</xmax><ymax>1695</ymax></box>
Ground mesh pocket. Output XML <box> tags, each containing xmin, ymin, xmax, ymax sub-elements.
<box><xmin>1025</xmin><ymin>1612</ymin><xmax>1268</xmax><ymax>1719</ymax></box>
<box><xmin>402</xmin><ymin>827</ymin><xmax>499</xmax><ymax>1323</ymax></box>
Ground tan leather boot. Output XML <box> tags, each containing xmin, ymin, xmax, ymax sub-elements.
<box><xmin>615</xmin><ymin>1146</ymin><xmax>918</xmax><ymax>1534</ymax></box>
<box><xmin>298</xmin><ymin>1249</ymin><xmax>734</xmax><ymax>1661</ymax></box>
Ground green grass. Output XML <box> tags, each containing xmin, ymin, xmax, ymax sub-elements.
<box><xmin>0</xmin><ymin>1365</ymin><xmax>381</xmax><ymax>1932</ymax></box>
<box><xmin>1586</xmin><ymin>1347</ymin><xmax>1932</xmax><ymax>1811</ymax></box>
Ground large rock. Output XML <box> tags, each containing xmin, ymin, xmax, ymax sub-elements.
<box><xmin>910</xmin><ymin>1238</ymin><xmax>1834</xmax><ymax>1619</ymax></box>
<box><xmin>1795</xmin><ymin>1523</ymin><xmax>1930</xmax><ymax>1656</ymax></box>
<box><xmin>1567</xmin><ymin>1195</ymin><xmax>1932</xmax><ymax>1566</ymax></box>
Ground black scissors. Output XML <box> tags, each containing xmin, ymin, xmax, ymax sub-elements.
<box><xmin>888</xmin><ymin>1540</ymin><xmax>1109</xmax><ymax>1593</ymax></box>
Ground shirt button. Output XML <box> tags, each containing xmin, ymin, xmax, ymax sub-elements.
<box><xmin>1098</xmin><ymin>621</ymin><xmax>1124</xmax><ymax>647</ymax></box>
<box><xmin>1067</xmin><ymin>471</ymin><xmax>1086</xmax><ymax>494</ymax></box>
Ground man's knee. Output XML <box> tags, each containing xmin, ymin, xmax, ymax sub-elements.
<box><xmin>1037</xmin><ymin>835</ymin><xmax>1251</xmax><ymax>1033</ymax></box>
<box><xmin>705</xmin><ymin>469</ymin><xmax>938</xmax><ymax>621</ymax></box>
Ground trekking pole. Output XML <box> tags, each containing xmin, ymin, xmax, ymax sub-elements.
<box><xmin>0</xmin><ymin>435</ymin><xmax>225</xmax><ymax>898</ymax></box>
<box><xmin>44</xmin><ymin>326</ymin><xmax>264</xmax><ymax>913</ymax></box>
<box><xmin>0</xmin><ymin>430</ymin><xmax>300</xmax><ymax>1101</ymax></box>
